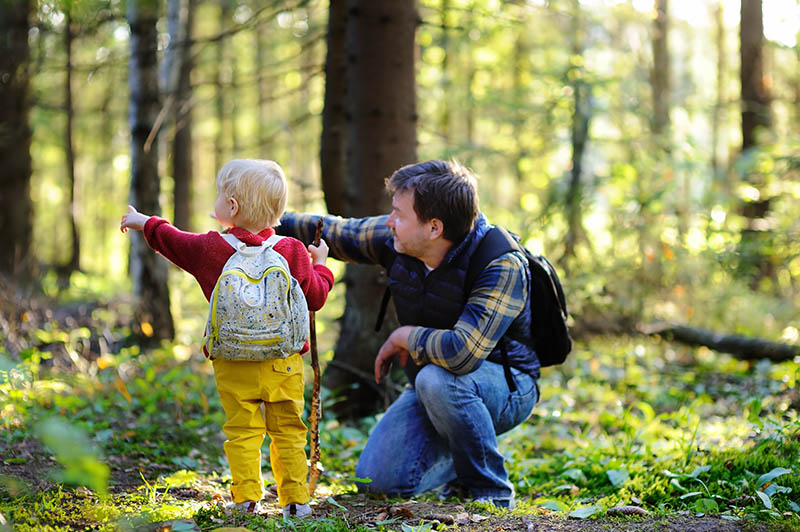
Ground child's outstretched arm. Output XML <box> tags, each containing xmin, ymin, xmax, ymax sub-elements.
<box><xmin>120</xmin><ymin>205</ymin><xmax>151</xmax><ymax>233</ymax></box>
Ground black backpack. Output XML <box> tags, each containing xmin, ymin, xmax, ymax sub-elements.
<box><xmin>375</xmin><ymin>225</ymin><xmax>572</xmax><ymax>370</ymax></box>
<box><xmin>467</xmin><ymin>226</ymin><xmax>572</xmax><ymax>368</ymax></box>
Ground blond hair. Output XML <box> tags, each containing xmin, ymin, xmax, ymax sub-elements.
<box><xmin>216</xmin><ymin>159</ymin><xmax>288</xmax><ymax>229</ymax></box>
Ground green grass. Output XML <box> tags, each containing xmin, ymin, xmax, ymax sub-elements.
<box><xmin>1</xmin><ymin>296</ymin><xmax>799</xmax><ymax>530</ymax></box>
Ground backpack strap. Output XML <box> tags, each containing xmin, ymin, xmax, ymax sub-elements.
<box><xmin>467</xmin><ymin>227</ymin><xmax>523</xmax><ymax>393</ymax></box>
<box><xmin>221</xmin><ymin>232</ymin><xmax>283</xmax><ymax>252</ymax></box>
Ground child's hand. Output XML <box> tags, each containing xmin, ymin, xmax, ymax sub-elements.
<box><xmin>120</xmin><ymin>205</ymin><xmax>150</xmax><ymax>233</ymax></box>
<box><xmin>308</xmin><ymin>239</ymin><xmax>329</xmax><ymax>266</ymax></box>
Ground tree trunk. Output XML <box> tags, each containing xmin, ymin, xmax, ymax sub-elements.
<box><xmin>214</xmin><ymin>2</ymin><xmax>231</xmax><ymax>173</ymax></box>
<box><xmin>740</xmin><ymin>0</ymin><xmax>770</xmax><ymax>151</ymax></box>
<box><xmin>128</xmin><ymin>0</ymin><xmax>175</xmax><ymax>342</ymax></box>
<box><xmin>0</xmin><ymin>0</ymin><xmax>34</xmax><ymax>279</ymax></box>
<box><xmin>651</xmin><ymin>0</ymin><xmax>670</xmax><ymax>140</ymax></box>
<box><xmin>325</xmin><ymin>0</ymin><xmax>418</xmax><ymax>419</ymax></box>
<box><xmin>64</xmin><ymin>10</ymin><xmax>80</xmax><ymax>275</ymax></box>
<box><xmin>738</xmin><ymin>0</ymin><xmax>773</xmax><ymax>283</ymax></box>
<box><xmin>711</xmin><ymin>1</ymin><xmax>726</xmax><ymax>184</ymax></box>
<box><xmin>164</xmin><ymin>0</ymin><xmax>194</xmax><ymax>230</ymax></box>
<box><xmin>320</xmin><ymin>0</ymin><xmax>348</xmax><ymax>216</ymax></box>
<box><xmin>563</xmin><ymin>1</ymin><xmax>591</xmax><ymax>264</ymax></box>
<box><xmin>439</xmin><ymin>0</ymin><xmax>450</xmax><ymax>144</ymax></box>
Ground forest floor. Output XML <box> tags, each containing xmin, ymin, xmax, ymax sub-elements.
<box><xmin>1</xmin><ymin>434</ymin><xmax>793</xmax><ymax>532</ymax></box>
<box><xmin>2</xmin><ymin>276</ymin><xmax>799</xmax><ymax>531</ymax></box>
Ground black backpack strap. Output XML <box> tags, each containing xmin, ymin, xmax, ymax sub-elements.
<box><xmin>499</xmin><ymin>338</ymin><xmax>517</xmax><ymax>392</ymax></box>
<box><xmin>468</xmin><ymin>227</ymin><xmax>521</xmax><ymax>393</ymax></box>
<box><xmin>374</xmin><ymin>286</ymin><xmax>392</xmax><ymax>332</ymax></box>
<box><xmin>374</xmin><ymin>245</ymin><xmax>397</xmax><ymax>332</ymax></box>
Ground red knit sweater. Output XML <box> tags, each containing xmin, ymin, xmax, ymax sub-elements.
<box><xmin>143</xmin><ymin>217</ymin><xmax>334</xmax><ymax>355</ymax></box>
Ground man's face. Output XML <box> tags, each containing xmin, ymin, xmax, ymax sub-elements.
<box><xmin>386</xmin><ymin>189</ymin><xmax>430</xmax><ymax>258</ymax></box>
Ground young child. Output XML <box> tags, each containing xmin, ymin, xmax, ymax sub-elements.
<box><xmin>120</xmin><ymin>159</ymin><xmax>333</xmax><ymax>518</ymax></box>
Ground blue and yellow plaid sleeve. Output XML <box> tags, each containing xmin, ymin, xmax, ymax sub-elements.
<box><xmin>407</xmin><ymin>251</ymin><xmax>529</xmax><ymax>374</ymax></box>
<box><xmin>278</xmin><ymin>212</ymin><xmax>394</xmax><ymax>266</ymax></box>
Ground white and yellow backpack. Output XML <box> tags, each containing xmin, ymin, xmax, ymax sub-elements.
<box><xmin>204</xmin><ymin>234</ymin><xmax>309</xmax><ymax>360</ymax></box>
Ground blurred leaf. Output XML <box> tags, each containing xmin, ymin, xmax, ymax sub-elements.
<box><xmin>561</xmin><ymin>468</ymin><xmax>587</xmax><ymax>484</ymax></box>
<box><xmin>764</xmin><ymin>483</ymin><xmax>791</xmax><ymax>497</ymax></box>
<box><xmin>569</xmin><ymin>506</ymin><xmax>600</xmax><ymax>519</ymax></box>
<box><xmin>606</xmin><ymin>468</ymin><xmax>628</xmax><ymax>487</ymax></box>
<box><xmin>756</xmin><ymin>491</ymin><xmax>772</xmax><ymax>510</ymax></box>
<box><xmin>694</xmin><ymin>498</ymin><xmax>719</xmax><ymax>513</ymax></box>
<box><xmin>756</xmin><ymin>467</ymin><xmax>792</xmax><ymax>489</ymax></box>
<box><xmin>34</xmin><ymin>417</ymin><xmax>109</xmax><ymax>495</ymax></box>
<box><xmin>538</xmin><ymin>499</ymin><xmax>569</xmax><ymax>512</ymax></box>
<box><xmin>688</xmin><ymin>466</ymin><xmax>711</xmax><ymax>478</ymax></box>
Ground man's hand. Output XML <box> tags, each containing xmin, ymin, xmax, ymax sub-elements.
<box><xmin>120</xmin><ymin>205</ymin><xmax>150</xmax><ymax>233</ymax></box>
<box><xmin>375</xmin><ymin>326</ymin><xmax>414</xmax><ymax>383</ymax></box>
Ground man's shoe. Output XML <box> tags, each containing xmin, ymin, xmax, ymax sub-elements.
<box><xmin>282</xmin><ymin>502</ymin><xmax>312</xmax><ymax>518</ymax></box>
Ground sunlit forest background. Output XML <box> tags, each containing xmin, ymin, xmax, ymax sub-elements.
<box><xmin>10</xmin><ymin>0</ymin><xmax>799</xmax><ymax>345</ymax></box>
<box><xmin>2</xmin><ymin>0</ymin><xmax>800</xmax><ymax>528</ymax></box>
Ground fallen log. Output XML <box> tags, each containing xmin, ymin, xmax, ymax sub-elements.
<box><xmin>639</xmin><ymin>322</ymin><xmax>799</xmax><ymax>362</ymax></box>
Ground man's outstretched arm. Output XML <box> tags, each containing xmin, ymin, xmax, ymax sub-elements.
<box><xmin>278</xmin><ymin>212</ymin><xmax>395</xmax><ymax>267</ymax></box>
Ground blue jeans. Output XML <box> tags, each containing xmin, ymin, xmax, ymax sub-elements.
<box><xmin>355</xmin><ymin>361</ymin><xmax>538</xmax><ymax>505</ymax></box>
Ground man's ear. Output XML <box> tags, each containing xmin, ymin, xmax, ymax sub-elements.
<box><xmin>429</xmin><ymin>218</ymin><xmax>444</xmax><ymax>240</ymax></box>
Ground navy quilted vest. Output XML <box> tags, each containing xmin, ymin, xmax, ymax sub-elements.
<box><xmin>385</xmin><ymin>215</ymin><xmax>540</xmax><ymax>379</ymax></box>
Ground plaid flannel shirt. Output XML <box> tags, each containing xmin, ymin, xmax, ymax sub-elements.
<box><xmin>278</xmin><ymin>212</ymin><xmax>529</xmax><ymax>375</ymax></box>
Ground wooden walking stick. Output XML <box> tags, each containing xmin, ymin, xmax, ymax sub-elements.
<box><xmin>308</xmin><ymin>218</ymin><xmax>324</xmax><ymax>496</ymax></box>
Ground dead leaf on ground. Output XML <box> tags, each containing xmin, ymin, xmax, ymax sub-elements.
<box><xmin>389</xmin><ymin>506</ymin><xmax>415</xmax><ymax>518</ymax></box>
<box><xmin>423</xmin><ymin>513</ymin><xmax>455</xmax><ymax>524</ymax></box>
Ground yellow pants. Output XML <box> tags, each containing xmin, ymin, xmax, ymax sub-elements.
<box><xmin>212</xmin><ymin>354</ymin><xmax>309</xmax><ymax>506</ymax></box>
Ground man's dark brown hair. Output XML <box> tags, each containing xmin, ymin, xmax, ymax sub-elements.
<box><xmin>386</xmin><ymin>160</ymin><xmax>479</xmax><ymax>242</ymax></box>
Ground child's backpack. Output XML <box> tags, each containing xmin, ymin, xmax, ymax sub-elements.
<box><xmin>204</xmin><ymin>234</ymin><xmax>309</xmax><ymax>361</ymax></box>
<box><xmin>467</xmin><ymin>226</ymin><xmax>572</xmax><ymax>368</ymax></box>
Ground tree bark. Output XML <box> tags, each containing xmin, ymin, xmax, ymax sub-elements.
<box><xmin>740</xmin><ymin>0</ymin><xmax>770</xmax><ymax>151</ymax></box>
<box><xmin>564</xmin><ymin>1</ymin><xmax>591</xmax><ymax>264</ymax></box>
<box><xmin>164</xmin><ymin>0</ymin><xmax>194</xmax><ymax>231</ymax></box>
<box><xmin>214</xmin><ymin>1</ymin><xmax>232</xmax><ymax>173</ymax></box>
<box><xmin>711</xmin><ymin>1</ymin><xmax>726</xmax><ymax>183</ymax></box>
<box><xmin>128</xmin><ymin>0</ymin><xmax>175</xmax><ymax>342</ymax></box>
<box><xmin>651</xmin><ymin>0</ymin><xmax>670</xmax><ymax>140</ymax></box>
<box><xmin>0</xmin><ymin>0</ymin><xmax>34</xmax><ymax>279</ymax></box>
<box><xmin>64</xmin><ymin>10</ymin><xmax>80</xmax><ymax>275</ymax></box>
<box><xmin>320</xmin><ymin>0</ymin><xmax>348</xmax><ymax>216</ymax></box>
<box><xmin>738</xmin><ymin>0</ymin><xmax>773</xmax><ymax>283</ymax></box>
<box><xmin>325</xmin><ymin>0</ymin><xmax>418</xmax><ymax>418</ymax></box>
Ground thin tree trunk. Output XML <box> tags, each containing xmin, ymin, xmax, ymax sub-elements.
<box><xmin>651</xmin><ymin>0</ymin><xmax>670</xmax><ymax>141</ymax></box>
<box><xmin>738</xmin><ymin>0</ymin><xmax>773</xmax><ymax>283</ymax></box>
<box><xmin>64</xmin><ymin>9</ymin><xmax>80</xmax><ymax>274</ymax></box>
<box><xmin>711</xmin><ymin>1</ymin><xmax>726</xmax><ymax>183</ymax></box>
<box><xmin>164</xmin><ymin>0</ymin><xmax>194</xmax><ymax>230</ymax></box>
<box><xmin>326</xmin><ymin>0</ymin><xmax>419</xmax><ymax>418</ymax></box>
<box><xmin>128</xmin><ymin>0</ymin><xmax>175</xmax><ymax>342</ymax></box>
<box><xmin>214</xmin><ymin>2</ymin><xmax>231</xmax><ymax>173</ymax></box>
<box><xmin>563</xmin><ymin>1</ymin><xmax>591</xmax><ymax>264</ymax></box>
<box><xmin>320</xmin><ymin>0</ymin><xmax>348</xmax><ymax>216</ymax></box>
<box><xmin>0</xmin><ymin>0</ymin><xmax>34</xmax><ymax>279</ymax></box>
<box><xmin>511</xmin><ymin>20</ymin><xmax>528</xmax><ymax>183</ymax></box>
<box><xmin>439</xmin><ymin>0</ymin><xmax>450</xmax><ymax>144</ymax></box>
<box><xmin>740</xmin><ymin>0</ymin><xmax>770</xmax><ymax>151</ymax></box>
